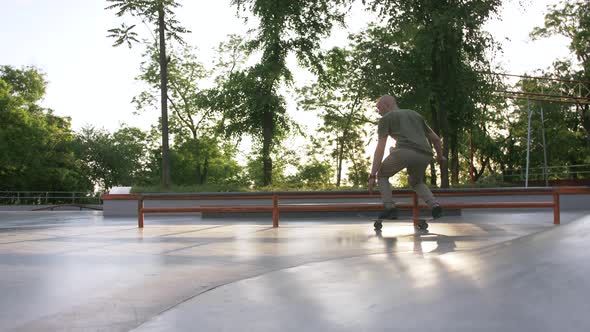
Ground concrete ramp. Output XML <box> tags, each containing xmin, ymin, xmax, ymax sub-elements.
<box><xmin>135</xmin><ymin>215</ymin><xmax>590</xmax><ymax>332</ymax></box>
<box><xmin>0</xmin><ymin>211</ymin><xmax>588</xmax><ymax>331</ymax></box>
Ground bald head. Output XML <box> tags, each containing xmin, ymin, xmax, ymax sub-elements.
<box><xmin>376</xmin><ymin>95</ymin><xmax>398</xmax><ymax>115</ymax></box>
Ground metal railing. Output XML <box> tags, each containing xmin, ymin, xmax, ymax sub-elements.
<box><xmin>0</xmin><ymin>191</ymin><xmax>103</xmax><ymax>205</ymax></box>
<box><xmin>490</xmin><ymin>71</ymin><xmax>590</xmax><ymax>105</ymax></box>
<box><xmin>112</xmin><ymin>187</ymin><xmax>590</xmax><ymax>228</ymax></box>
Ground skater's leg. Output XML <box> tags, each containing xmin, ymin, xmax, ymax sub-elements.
<box><xmin>377</xmin><ymin>150</ymin><xmax>406</xmax><ymax>217</ymax></box>
<box><xmin>407</xmin><ymin>151</ymin><xmax>442</xmax><ymax>218</ymax></box>
<box><xmin>407</xmin><ymin>153</ymin><xmax>437</xmax><ymax>206</ymax></box>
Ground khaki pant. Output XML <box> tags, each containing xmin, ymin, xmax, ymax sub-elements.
<box><xmin>378</xmin><ymin>148</ymin><xmax>437</xmax><ymax>209</ymax></box>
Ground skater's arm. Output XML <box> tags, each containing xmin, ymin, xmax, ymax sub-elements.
<box><xmin>426</xmin><ymin>125</ymin><xmax>445</xmax><ymax>163</ymax></box>
<box><xmin>370</xmin><ymin>136</ymin><xmax>388</xmax><ymax>178</ymax></box>
<box><xmin>369</xmin><ymin>136</ymin><xmax>387</xmax><ymax>194</ymax></box>
<box><xmin>368</xmin><ymin>136</ymin><xmax>388</xmax><ymax>194</ymax></box>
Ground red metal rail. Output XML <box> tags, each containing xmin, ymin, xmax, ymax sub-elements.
<box><xmin>134</xmin><ymin>187</ymin><xmax>590</xmax><ymax>228</ymax></box>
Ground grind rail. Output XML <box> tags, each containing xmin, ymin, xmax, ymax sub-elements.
<box><xmin>117</xmin><ymin>187</ymin><xmax>590</xmax><ymax>228</ymax></box>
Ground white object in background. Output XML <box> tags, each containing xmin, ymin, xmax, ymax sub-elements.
<box><xmin>108</xmin><ymin>187</ymin><xmax>132</xmax><ymax>194</ymax></box>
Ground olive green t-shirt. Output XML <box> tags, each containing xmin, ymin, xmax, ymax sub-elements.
<box><xmin>377</xmin><ymin>109</ymin><xmax>433</xmax><ymax>156</ymax></box>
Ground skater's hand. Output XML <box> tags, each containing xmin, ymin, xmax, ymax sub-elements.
<box><xmin>368</xmin><ymin>175</ymin><xmax>376</xmax><ymax>194</ymax></box>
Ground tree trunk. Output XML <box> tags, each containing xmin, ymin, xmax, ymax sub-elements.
<box><xmin>580</xmin><ymin>103</ymin><xmax>590</xmax><ymax>147</ymax></box>
<box><xmin>158</xmin><ymin>6</ymin><xmax>171</xmax><ymax>189</ymax></box>
<box><xmin>429</xmin><ymin>160</ymin><xmax>437</xmax><ymax>186</ymax></box>
<box><xmin>196</xmin><ymin>163</ymin><xmax>202</xmax><ymax>185</ymax></box>
<box><xmin>202</xmin><ymin>158</ymin><xmax>208</xmax><ymax>184</ymax></box>
<box><xmin>432</xmin><ymin>54</ymin><xmax>450</xmax><ymax>188</ymax></box>
<box><xmin>431</xmin><ymin>24</ymin><xmax>461</xmax><ymax>188</ymax></box>
<box><xmin>196</xmin><ymin>158</ymin><xmax>209</xmax><ymax>185</ymax></box>
<box><xmin>429</xmin><ymin>98</ymin><xmax>439</xmax><ymax>187</ymax></box>
<box><xmin>450</xmin><ymin>132</ymin><xmax>459</xmax><ymax>186</ymax></box>
<box><xmin>440</xmin><ymin>127</ymin><xmax>450</xmax><ymax>188</ymax></box>
<box><xmin>474</xmin><ymin>157</ymin><xmax>490</xmax><ymax>182</ymax></box>
<box><xmin>262</xmin><ymin>109</ymin><xmax>273</xmax><ymax>186</ymax></box>
<box><xmin>336</xmin><ymin>137</ymin><xmax>344</xmax><ymax>187</ymax></box>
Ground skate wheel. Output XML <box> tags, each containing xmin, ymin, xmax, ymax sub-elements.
<box><xmin>415</xmin><ymin>220</ymin><xmax>428</xmax><ymax>231</ymax></box>
<box><xmin>374</xmin><ymin>221</ymin><xmax>383</xmax><ymax>230</ymax></box>
<box><xmin>416</xmin><ymin>220</ymin><xmax>429</xmax><ymax>230</ymax></box>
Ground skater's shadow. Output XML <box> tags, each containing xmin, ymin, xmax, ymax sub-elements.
<box><xmin>373</xmin><ymin>229</ymin><xmax>457</xmax><ymax>255</ymax></box>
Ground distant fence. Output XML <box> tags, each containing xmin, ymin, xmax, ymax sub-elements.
<box><xmin>479</xmin><ymin>164</ymin><xmax>590</xmax><ymax>185</ymax></box>
<box><xmin>0</xmin><ymin>191</ymin><xmax>102</xmax><ymax>205</ymax></box>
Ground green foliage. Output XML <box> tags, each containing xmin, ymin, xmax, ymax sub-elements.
<box><xmin>530</xmin><ymin>0</ymin><xmax>590</xmax><ymax>144</ymax></box>
<box><xmin>74</xmin><ymin>125</ymin><xmax>150</xmax><ymax>190</ymax></box>
<box><xmin>0</xmin><ymin>65</ymin><xmax>46</xmax><ymax>104</ymax></box>
<box><xmin>135</xmin><ymin>43</ymin><xmax>215</xmax><ymax>140</ymax></box>
<box><xmin>106</xmin><ymin>0</ymin><xmax>190</xmax><ymax>188</ymax></box>
<box><xmin>136</xmin><ymin>43</ymin><xmax>217</xmax><ymax>137</ymax></box>
<box><xmin>105</xmin><ymin>0</ymin><xmax>189</xmax><ymax>47</ymax></box>
<box><xmin>0</xmin><ymin>66</ymin><xmax>91</xmax><ymax>191</ymax></box>
<box><xmin>133</xmin><ymin>38</ymin><xmax>245</xmax><ymax>188</ymax></box>
<box><xmin>290</xmin><ymin>159</ymin><xmax>334</xmax><ymax>187</ymax></box>
<box><xmin>356</xmin><ymin>0</ymin><xmax>503</xmax><ymax>187</ymax></box>
<box><xmin>232</xmin><ymin>0</ymin><xmax>351</xmax><ymax>72</ymax></box>
<box><xmin>7</xmin><ymin>1</ymin><xmax>590</xmax><ymax>194</ymax></box>
<box><xmin>502</xmin><ymin>76</ymin><xmax>590</xmax><ymax>179</ymax></box>
<box><xmin>171</xmin><ymin>138</ymin><xmax>246</xmax><ymax>186</ymax></box>
<box><xmin>297</xmin><ymin>47</ymin><xmax>374</xmax><ymax>187</ymax></box>
<box><xmin>216</xmin><ymin>68</ymin><xmax>293</xmax><ymax>143</ymax></box>
<box><xmin>106</xmin><ymin>23</ymin><xmax>139</xmax><ymax>48</ymax></box>
<box><xmin>212</xmin><ymin>34</ymin><xmax>250</xmax><ymax>82</ymax></box>
<box><xmin>222</xmin><ymin>0</ymin><xmax>352</xmax><ymax>185</ymax></box>
<box><xmin>346</xmin><ymin>154</ymin><xmax>372</xmax><ymax>188</ymax></box>
<box><xmin>244</xmin><ymin>148</ymin><xmax>296</xmax><ymax>188</ymax></box>
<box><xmin>530</xmin><ymin>0</ymin><xmax>590</xmax><ymax>69</ymax></box>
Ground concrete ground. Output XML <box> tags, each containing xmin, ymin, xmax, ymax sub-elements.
<box><xmin>0</xmin><ymin>210</ymin><xmax>589</xmax><ymax>331</ymax></box>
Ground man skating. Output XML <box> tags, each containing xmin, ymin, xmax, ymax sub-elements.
<box><xmin>368</xmin><ymin>95</ymin><xmax>446</xmax><ymax>224</ymax></box>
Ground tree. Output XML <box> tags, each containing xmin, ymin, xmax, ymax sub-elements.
<box><xmin>170</xmin><ymin>138</ymin><xmax>245</xmax><ymax>187</ymax></box>
<box><xmin>293</xmin><ymin>158</ymin><xmax>334</xmax><ymax>187</ymax></box>
<box><xmin>226</xmin><ymin>0</ymin><xmax>351</xmax><ymax>186</ymax></box>
<box><xmin>297</xmin><ymin>47</ymin><xmax>374</xmax><ymax>187</ymax></box>
<box><xmin>135</xmin><ymin>43</ymin><xmax>226</xmax><ymax>184</ymax></box>
<box><xmin>244</xmin><ymin>148</ymin><xmax>296</xmax><ymax>188</ymax></box>
<box><xmin>106</xmin><ymin>0</ymin><xmax>189</xmax><ymax>188</ymax></box>
<box><xmin>74</xmin><ymin>125</ymin><xmax>150</xmax><ymax>190</ymax></box>
<box><xmin>531</xmin><ymin>0</ymin><xmax>590</xmax><ymax>145</ymax></box>
<box><xmin>0</xmin><ymin>66</ymin><xmax>91</xmax><ymax>191</ymax></box>
<box><xmin>135</xmin><ymin>44</ymin><xmax>214</xmax><ymax>138</ymax></box>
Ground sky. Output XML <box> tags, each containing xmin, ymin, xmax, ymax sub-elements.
<box><xmin>0</xmin><ymin>0</ymin><xmax>573</xmax><ymax>135</ymax></box>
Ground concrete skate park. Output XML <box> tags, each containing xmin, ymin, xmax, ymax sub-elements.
<box><xmin>1</xmin><ymin>187</ymin><xmax>590</xmax><ymax>332</ymax></box>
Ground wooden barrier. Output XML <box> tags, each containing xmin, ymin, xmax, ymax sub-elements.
<box><xmin>135</xmin><ymin>187</ymin><xmax>590</xmax><ymax>228</ymax></box>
